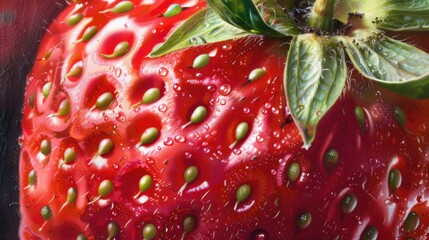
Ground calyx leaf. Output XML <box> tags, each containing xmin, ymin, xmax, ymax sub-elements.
<box><xmin>285</xmin><ymin>34</ymin><xmax>347</xmax><ymax>149</ymax></box>
<box><xmin>343</xmin><ymin>32</ymin><xmax>429</xmax><ymax>98</ymax></box>
<box><xmin>378</xmin><ymin>0</ymin><xmax>429</xmax><ymax>31</ymax></box>
<box><xmin>206</xmin><ymin>0</ymin><xmax>298</xmax><ymax>36</ymax></box>
<box><xmin>149</xmin><ymin>8</ymin><xmax>250</xmax><ymax>57</ymax></box>
<box><xmin>335</xmin><ymin>0</ymin><xmax>429</xmax><ymax>31</ymax></box>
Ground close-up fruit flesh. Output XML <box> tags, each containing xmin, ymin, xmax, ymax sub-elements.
<box><xmin>17</xmin><ymin>0</ymin><xmax>429</xmax><ymax>239</ymax></box>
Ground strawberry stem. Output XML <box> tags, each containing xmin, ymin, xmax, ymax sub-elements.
<box><xmin>307</xmin><ymin>0</ymin><xmax>336</xmax><ymax>32</ymax></box>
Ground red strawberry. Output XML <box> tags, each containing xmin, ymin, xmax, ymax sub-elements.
<box><xmin>20</xmin><ymin>0</ymin><xmax>429</xmax><ymax>239</ymax></box>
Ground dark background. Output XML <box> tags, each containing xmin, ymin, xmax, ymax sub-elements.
<box><xmin>0</xmin><ymin>1</ymin><xmax>66</xmax><ymax>239</ymax></box>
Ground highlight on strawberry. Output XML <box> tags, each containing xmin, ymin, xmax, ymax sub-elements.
<box><xmin>20</xmin><ymin>0</ymin><xmax>429</xmax><ymax>239</ymax></box>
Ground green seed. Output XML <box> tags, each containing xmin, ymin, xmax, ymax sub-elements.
<box><xmin>248</xmin><ymin>68</ymin><xmax>266</xmax><ymax>82</ymax></box>
<box><xmin>66</xmin><ymin>187</ymin><xmax>78</xmax><ymax>204</ymax></box>
<box><xmin>163</xmin><ymin>4</ymin><xmax>182</xmax><ymax>18</ymax></box>
<box><xmin>67</xmin><ymin>13</ymin><xmax>83</xmax><ymax>26</ymax></box>
<box><xmin>142</xmin><ymin>223</ymin><xmax>157</xmax><ymax>240</ymax></box>
<box><xmin>139</xmin><ymin>175</ymin><xmax>152</xmax><ymax>192</ymax></box>
<box><xmin>394</xmin><ymin>106</ymin><xmax>406</xmax><ymax>127</ymax></box>
<box><xmin>192</xmin><ymin>54</ymin><xmax>210</xmax><ymax>69</ymax></box>
<box><xmin>324</xmin><ymin>149</ymin><xmax>339</xmax><ymax>170</ymax></box>
<box><xmin>183</xmin><ymin>215</ymin><xmax>197</xmax><ymax>232</ymax></box>
<box><xmin>64</xmin><ymin>148</ymin><xmax>77</xmax><ymax>163</ymax></box>
<box><xmin>184</xmin><ymin>166</ymin><xmax>198</xmax><ymax>183</ymax></box>
<box><xmin>57</xmin><ymin>99</ymin><xmax>70</xmax><ymax>116</ymax></box>
<box><xmin>29</xmin><ymin>92</ymin><xmax>36</xmax><ymax>108</ymax></box>
<box><xmin>98</xmin><ymin>138</ymin><xmax>114</xmax><ymax>155</ymax></box>
<box><xmin>140</xmin><ymin>127</ymin><xmax>159</xmax><ymax>146</ymax></box>
<box><xmin>235</xmin><ymin>122</ymin><xmax>249</xmax><ymax>142</ymax></box>
<box><xmin>403</xmin><ymin>211</ymin><xmax>420</xmax><ymax>232</ymax></box>
<box><xmin>28</xmin><ymin>170</ymin><xmax>37</xmax><ymax>186</ymax></box>
<box><xmin>40</xmin><ymin>206</ymin><xmax>52</xmax><ymax>221</ymax></box>
<box><xmin>76</xmin><ymin>233</ymin><xmax>87</xmax><ymax>240</ymax></box>
<box><xmin>67</xmin><ymin>66</ymin><xmax>83</xmax><ymax>78</ymax></box>
<box><xmin>142</xmin><ymin>88</ymin><xmax>161</xmax><ymax>104</ymax></box>
<box><xmin>287</xmin><ymin>162</ymin><xmax>300</xmax><ymax>183</ymax></box>
<box><xmin>98</xmin><ymin>180</ymin><xmax>113</xmax><ymax>197</ymax></box>
<box><xmin>101</xmin><ymin>41</ymin><xmax>130</xmax><ymax>59</ymax></box>
<box><xmin>95</xmin><ymin>92</ymin><xmax>114</xmax><ymax>110</ymax></box>
<box><xmin>109</xmin><ymin>1</ymin><xmax>134</xmax><ymax>14</ymax></box>
<box><xmin>388</xmin><ymin>168</ymin><xmax>402</xmax><ymax>191</ymax></box>
<box><xmin>355</xmin><ymin>106</ymin><xmax>366</xmax><ymax>128</ymax></box>
<box><xmin>189</xmin><ymin>36</ymin><xmax>206</xmax><ymax>46</ymax></box>
<box><xmin>107</xmin><ymin>221</ymin><xmax>119</xmax><ymax>238</ymax></box>
<box><xmin>341</xmin><ymin>193</ymin><xmax>357</xmax><ymax>214</ymax></box>
<box><xmin>297</xmin><ymin>212</ymin><xmax>312</xmax><ymax>229</ymax></box>
<box><xmin>42</xmin><ymin>82</ymin><xmax>52</xmax><ymax>98</ymax></box>
<box><xmin>190</xmin><ymin>106</ymin><xmax>208</xmax><ymax>124</ymax></box>
<box><xmin>360</xmin><ymin>226</ymin><xmax>378</xmax><ymax>240</ymax></box>
<box><xmin>40</xmin><ymin>139</ymin><xmax>51</xmax><ymax>156</ymax></box>
<box><xmin>236</xmin><ymin>184</ymin><xmax>251</xmax><ymax>203</ymax></box>
<box><xmin>81</xmin><ymin>26</ymin><xmax>98</xmax><ymax>42</ymax></box>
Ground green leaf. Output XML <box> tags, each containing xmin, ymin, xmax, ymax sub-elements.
<box><xmin>253</xmin><ymin>0</ymin><xmax>301</xmax><ymax>36</ymax></box>
<box><xmin>206</xmin><ymin>0</ymin><xmax>292</xmax><ymax>36</ymax></box>
<box><xmin>285</xmin><ymin>34</ymin><xmax>347</xmax><ymax>149</ymax></box>
<box><xmin>343</xmin><ymin>33</ymin><xmax>429</xmax><ymax>98</ymax></box>
<box><xmin>335</xmin><ymin>0</ymin><xmax>429</xmax><ymax>31</ymax></box>
<box><xmin>378</xmin><ymin>0</ymin><xmax>429</xmax><ymax>31</ymax></box>
<box><xmin>149</xmin><ymin>9</ymin><xmax>250</xmax><ymax>57</ymax></box>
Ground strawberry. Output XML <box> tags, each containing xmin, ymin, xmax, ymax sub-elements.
<box><xmin>20</xmin><ymin>0</ymin><xmax>429</xmax><ymax>239</ymax></box>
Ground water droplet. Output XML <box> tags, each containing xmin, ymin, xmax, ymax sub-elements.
<box><xmin>219</xmin><ymin>84</ymin><xmax>231</xmax><ymax>96</ymax></box>
<box><xmin>243</xmin><ymin>108</ymin><xmax>250</xmax><ymax>114</ymax></box>
<box><xmin>220</xmin><ymin>99</ymin><xmax>226</xmax><ymax>105</ymax></box>
<box><xmin>115</xmin><ymin>112</ymin><xmax>126</xmax><ymax>123</ymax></box>
<box><xmin>163</xmin><ymin>137</ymin><xmax>174</xmax><ymax>146</ymax></box>
<box><xmin>256</xmin><ymin>135</ymin><xmax>264</xmax><ymax>143</ymax></box>
<box><xmin>184</xmin><ymin>152</ymin><xmax>192</xmax><ymax>159</ymax></box>
<box><xmin>207</xmin><ymin>85</ymin><xmax>216</xmax><ymax>92</ymax></box>
<box><xmin>271</xmin><ymin>108</ymin><xmax>279</xmax><ymax>114</ymax></box>
<box><xmin>158</xmin><ymin>67</ymin><xmax>168</xmax><ymax>76</ymax></box>
<box><xmin>233</xmin><ymin>148</ymin><xmax>242</xmax><ymax>155</ymax></box>
<box><xmin>158</xmin><ymin>104</ymin><xmax>168</xmax><ymax>112</ymax></box>
<box><xmin>175</xmin><ymin>135</ymin><xmax>186</xmax><ymax>143</ymax></box>
<box><xmin>173</xmin><ymin>83</ymin><xmax>182</xmax><ymax>92</ymax></box>
<box><xmin>222</xmin><ymin>44</ymin><xmax>232</xmax><ymax>51</ymax></box>
<box><xmin>273</xmin><ymin>130</ymin><xmax>280</xmax><ymax>138</ymax></box>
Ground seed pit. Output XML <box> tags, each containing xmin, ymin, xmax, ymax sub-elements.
<box><xmin>83</xmin><ymin>75</ymin><xmax>117</xmax><ymax>109</ymax></box>
<box><xmin>98</xmin><ymin>31</ymin><xmax>135</xmax><ymax>60</ymax></box>
<box><xmin>126</xmin><ymin>113</ymin><xmax>162</xmax><ymax>144</ymax></box>
<box><xmin>66</xmin><ymin>57</ymin><xmax>83</xmax><ymax>82</ymax></box>
<box><xmin>128</xmin><ymin>75</ymin><xmax>166</xmax><ymax>106</ymax></box>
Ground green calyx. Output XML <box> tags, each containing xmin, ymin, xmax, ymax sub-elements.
<box><xmin>149</xmin><ymin>0</ymin><xmax>429</xmax><ymax>148</ymax></box>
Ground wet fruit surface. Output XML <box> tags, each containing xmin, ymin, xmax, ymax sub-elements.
<box><xmin>19</xmin><ymin>0</ymin><xmax>429</xmax><ymax>239</ymax></box>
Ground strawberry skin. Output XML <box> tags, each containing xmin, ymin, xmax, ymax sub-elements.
<box><xmin>20</xmin><ymin>0</ymin><xmax>429</xmax><ymax>239</ymax></box>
